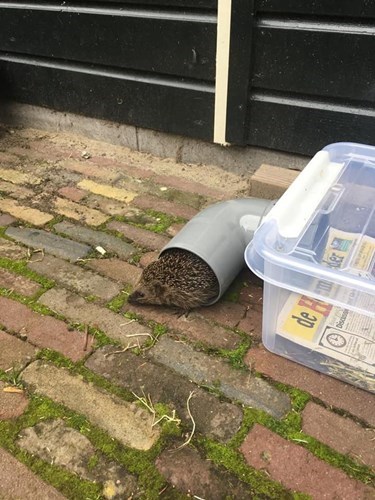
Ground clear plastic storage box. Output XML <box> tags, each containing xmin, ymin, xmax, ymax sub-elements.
<box><xmin>245</xmin><ymin>143</ymin><xmax>375</xmax><ymax>392</ymax></box>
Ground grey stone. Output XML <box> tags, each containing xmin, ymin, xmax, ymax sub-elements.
<box><xmin>54</xmin><ymin>221</ymin><xmax>136</xmax><ymax>259</ymax></box>
<box><xmin>39</xmin><ymin>288</ymin><xmax>151</xmax><ymax>346</ymax></box>
<box><xmin>22</xmin><ymin>361</ymin><xmax>160</xmax><ymax>450</ymax></box>
<box><xmin>28</xmin><ymin>254</ymin><xmax>121</xmax><ymax>301</ymax></box>
<box><xmin>5</xmin><ymin>226</ymin><xmax>91</xmax><ymax>262</ymax></box>
<box><xmin>150</xmin><ymin>336</ymin><xmax>291</xmax><ymax>419</ymax></box>
<box><xmin>86</xmin><ymin>346</ymin><xmax>243</xmax><ymax>442</ymax></box>
<box><xmin>17</xmin><ymin>419</ymin><xmax>140</xmax><ymax>499</ymax></box>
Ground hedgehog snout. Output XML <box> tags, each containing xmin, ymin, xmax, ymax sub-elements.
<box><xmin>127</xmin><ymin>290</ymin><xmax>145</xmax><ymax>304</ymax></box>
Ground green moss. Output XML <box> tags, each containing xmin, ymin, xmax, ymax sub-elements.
<box><xmin>217</xmin><ymin>336</ymin><xmax>252</xmax><ymax>370</ymax></box>
<box><xmin>200</xmin><ymin>438</ymin><xmax>295</xmax><ymax>499</ymax></box>
<box><xmin>87</xmin><ymin>453</ymin><xmax>100</xmax><ymax>471</ymax></box>
<box><xmin>107</xmin><ymin>289</ymin><xmax>131</xmax><ymax>313</ymax></box>
<box><xmin>114</xmin><ymin>209</ymin><xmax>184</xmax><ymax>234</ymax></box>
<box><xmin>0</xmin><ymin>256</ymin><xmax>55</xmax><ymax>290</ymax></box>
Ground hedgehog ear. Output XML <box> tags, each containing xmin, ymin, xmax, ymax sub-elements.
<box><xmin>153</xmin><ymin>281</ymin><xmax>166</xmax><ymax>297</ymax></box>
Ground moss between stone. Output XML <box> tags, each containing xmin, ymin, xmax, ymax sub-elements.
<box><xmin>113</xmin><ymin>209</ymin><xmax>184</xmax><ymax>235</ymax></box>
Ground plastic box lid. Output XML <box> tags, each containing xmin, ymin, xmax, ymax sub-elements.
<box><xmin>245</xmin><ymin>143</ymin><xmax>375</xmax><ymax>317</ymax></box>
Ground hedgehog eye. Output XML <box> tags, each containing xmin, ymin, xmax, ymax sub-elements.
<box><xmin>137</xmin><ymin>292</ymin><xmax>145</xmax><ymax>298</ymax></box>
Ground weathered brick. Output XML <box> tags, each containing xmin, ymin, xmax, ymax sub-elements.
<box><xmin>61</xmin><ymin>159</ymin><xmax>121</xmax><ymax>182</ymax></box>
<box><xmin>237</xmin><ymin>309</ymin><xmax>263</xmax><ymax>340</ymax></box>
<box><xmin>240</xmin><ymin>424</ymin><xmax>373</xmax><ymax>499</ymax></box>
<box><xmin>156</xmin><ymin>446</ymin><xmax>250</xmax><ymax>499</ymax></box>
<box><xmin>86</xmin><ymin>346</ymin><xmax>243</xmax><ymax>442</ymax></box>
<box><xmin>249</xmin><ymin>163</ymin><xmax>299</xmax><ymax>199</ymax></box>
<box><xmin>0</xmin><ymin>199</ymin><xmax>53</xmax><ymax>225</ymax></box>
<box><xmin>0</xmin><ymin>380</ymin><xmax>30</xmax><ymax>419</ymax></box>
<box><xmin>0</xmin><ymin>212</ymin><xmax>16</xmax><ymax>226</ymax></box>
<box><xmin>0</xmin><ymin>237</ymin><xmax>29</xmax><ymax>260</ymax></box>
<box><xmin>78</xmin><ymin>178</ymin><xmax>138</xmax><ymax>203</ymax></box>
<box><xmin>0</xmin><ymin>448</ymin><xmax>66</xmax><ymax>499</ymax></box>
<box><xmin>107</xmin><ymin>220</ymin><xmax>170</xmax><ymax>251</ymax></box>
<box><xmin>6</xmin><ymin>226</ymin><xmax>91</xmax><ymax>262</ymax></box>
<box><xmin>0</xmin><ymin>329</ymin><xmax>37</xmax><ymax>371</ymax></box>
<box><xmin>0</xmin><ymin>151</ymin><xmax>19</xmax><ymax>164</ymax></box>
<box><xmin>85</xmin><ymin>194</ymin><xmax>141</xmax><ymax>216</ymax></box>
<box><xmin>150</xmin><ymin>336</ymin><xmax>291</xmax><ymax>418</ymax></box>
<box><xmin>39</xmin><ymin>288</ymin><xmax>151</xmax><ymax>347</ymax></box>
<box><xmin>194</xmin><ymin>301</ymin><xmax>247</xmax><ymax>329</ymax></box>
<box><xmin>139</xmin><ymin>251</ymin><xmax>159</xmax><ymax>268</ymax></box>
<box><xmin>0</xmin><ymin>167</ymin><xmax>41</xmax><ymax>185</ymax></box>
<box><xmin>165</xmin><ymin>222</ymin><xmax>185</xmax><ymax>237</ymax></box>
<box><xmin>302</xmin><ymin>402</ymin><xmax>375</xmax><ymax>469</ymax></box>
<box><xmin>54</xmin><ymin>197</ymin><xmax>108</xmax><ymax>226</ymax></box>
<box><xmin>0</xmin><ymin>267</ymin><xmax>41</xmax><ymax>296</ymax></box>
<box><xmin>245</xmin><ymin>345</ymin><xmax>375</xmax><ymax>427</ymax></box>
<box><xmin>125</xmin><ymin>302</ymin><xmax>242</xmax><ymax>350</ymax></box>
<box><xmin>22</xmin><ymin>361</ymin><xmax>160</xmax><ymax>450</ymax></box>
<box><xmin>54</xmin><ymin>221</ymin><xmax>136</xmax><ymax>259</ymax></box>
<box><xmin>28</xmin><ymin>255</ymin><xmax>120</xmax><ymax>301</ymax></box>
<box><xmin>132</xmin><ymin>194</ymin><xmax>197</xmax><ymax>220</ymax></box>
<box><xmin>57</xmin><ymin>186</ymin><xmax>87</xmax><ymax>202</ymax></box>
<box><xmin>152</xmin><ymin>173</ymin><xmax>226</xmax><ymax>200</ymax></box>
<box><xmin>86</xmin><ymin>258</ymin><xmax>142</xmax><ymax>287</ymax></box>
<box><xmin>0</xmin><ymin>296</ymin><xmax>94</xmax><ymax>361</ymax></box>
<box><xmin>0</xmin><ymin>179</ymin><xmax>34</xmax><ymax>199</ymax></box>
<box><xmin>17</xmin><ymin>419</ymin><xmax>140</xmax><ymax>498</ymax></box>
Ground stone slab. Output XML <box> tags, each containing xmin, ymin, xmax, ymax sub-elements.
<box><xmin>0</xmin><ymin>199</ymin><xmax>53</xmax><ymax>226</ymax></box>
<box><xmin>0</xmin><ymin>329</ymin><xmax>37</xmax><ymax>371</ymax></box>
<box><xmin>0</xmin><ymin>267</ymin><xmax>41</xmax><ymax>296</ymax></box>
<box><xmin>54</xmin><ymin>197</ymin><xmax>108</xmax><ymax>227</ymax></box>
<box><xmin>0</xmin><ymin>380</ymin><xmax>30</xmax><ymax>419</ymax></box>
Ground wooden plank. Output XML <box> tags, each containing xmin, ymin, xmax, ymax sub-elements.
<box><xmin>252</xmin><ymin>25</ymin><xmax>375</xmax><ymax>102</ymax></box>
<box><xmin>249</xmin><ymin>164</ymin><xmax>300</xmax><ymax>198</ymax></box>
<box><xmin>255</xmin><ymin>0</ymin><xmax>375</xmax><ymax>18</ymax></box>
<box><xmin>0</xmin><ymin>57</ymin><xmax>214</xmax><ymax>141</ymax></box>
<box><xmin>247</xmin><ymin>96</ymin><xmax>375</xmax><ymax>155</ymax></box>
<box><xmin>0</xmin><ymin>8</ymin><xmax>216</xmax><ymax>80</ymax></box>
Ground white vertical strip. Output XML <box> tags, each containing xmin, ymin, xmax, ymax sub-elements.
<box><xmin>214</xmin><ymin>0</ymin><xmax>232</xmax><ymax>145</ymax></box>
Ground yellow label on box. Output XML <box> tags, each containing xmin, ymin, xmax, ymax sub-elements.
<box><xmin>282</xmin><ymin>295</ymin><xmax>333</xmax><ymax>341</ymax></box>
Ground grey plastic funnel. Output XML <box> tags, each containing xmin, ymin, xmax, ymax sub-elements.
<box><xmin>160</xmin><ymin>198</ymin><xmax>275</xmax><ymax>305</ymax></box>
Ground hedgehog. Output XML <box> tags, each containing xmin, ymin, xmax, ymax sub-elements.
<box><xmin>128</xmin><ymin>249</ymin><xmax>220</xmax><ymax>311</ymax></box>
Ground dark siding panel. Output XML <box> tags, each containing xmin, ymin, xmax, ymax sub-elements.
<box><xmin>252</xmin><ymin>24</ymin><xmax>375</xmax><ymax>102</ymax></box>
<box><xmin>255</xmin><ymin>0</ymin><xmax>375</xmax><ymax>18</ymax></box>
<box><xmin>80</xmin><ymin>0</ymin><xmax>217</xmax><ymax>8</ymax></box>
<box><xmin>0</xmin><ymin>57</ymin><xmax>214</xmax><ymax>140</ymax></box>
<box><xmin>247</xmin><ymin>96</ymin><xmax>375</xmax><ymax>155</ymax></box>
<box><xmin>0</xmin><ymin>8</ymin><xmax>216</xmax><ymax>81</ymax></box>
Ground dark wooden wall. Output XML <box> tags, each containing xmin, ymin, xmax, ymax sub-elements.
<box><xmin>227</xmin><ymin>0</ymin><xmax>375</xmax><ymax>154</ymax></box>
<box><xmin>1</xmin><ymin>0</ymin><xmax>374</xmax><ymax>156</ymax></box>
<box><xmin>0</xmin><ymin>1</ymin><xmax>217</xmax><ymax>141</ymax></box>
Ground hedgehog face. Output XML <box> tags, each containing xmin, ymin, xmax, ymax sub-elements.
<box><xmin>128</xmin><ymin>280</ymin><xmax>167</xmax><ymax>306</ymax></box>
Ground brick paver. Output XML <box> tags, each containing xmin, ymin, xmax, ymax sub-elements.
<box><xmin>156</xmin><ymin>446</ymin><xmax>250</xmax><ymax>498</ymax></box>
<box><xmin>6</xmin><ymin>226</ymin><xmax>91</xmax><ymax>262</ymax></box>
<box><xmin>302</xmin><ymin>402</ymin><xmax>375</xmax><ymax>469</ymax></box>
<box><xmin>28</xmin><ymin>254</ymin><xmax>121</xmax><ymax>301</ymax></box>
<box><xmin>54</xmin><ymin>197</ymin><xmax>108</xmax><ymax>226</ymax></box>
<box><xmin>22</xmin><ymin>361</ymin><xmax>160</xmax><ymax>450</ymax></box>
<box><xmin>107</xmin><ymin>220</ymin><xmax>170</xmax><ymax>251</ymax></box>
<box><xmin>245</xmin><ymin>345</ymin><xmax>375</xmax><ymax>426</ymax></box>
<box><xmin>0</xmin><ymin>448</ymin><xmax>66</xmax><ymax>499</ymax></box>
<box><xmin>0</xmin><ymin>267</ymin><xmax>41</xmax><ymax>296</ymax></box>
<box><xmin>0</xmin><ymin>199</ymin><xmax>53</xmax><ymax>225</ymax></box>
<box><xmin>0</xmin><ymin>125</ymin><xmax>372</xmax><ymax>499</ymax></box>
<box><xmin>39</xmin><ymin>288</ymin><xmax>151</xmax><ymax>346</ymax></box>
<box><xmin>86</xmin><ymin>346</ymin><xmax>243</xmax><ymax>442</ymax></box>
<box><xmin>54</xmin><ymin>221</ymin><xmax>136</xmax><ymax>259</ymax></box>
<box><xmin>0</xmin><ymin>380</ymin><xmax>30</xmax><ymax>419</ymax></box>
<box><xmin>0</xmin><ymin>296</ymin><xmax>93</xmax><ymax>361</ymax></box>
<box><xmin>240</xmin><ymin>424</ymin><xmax>373</xmax><ymax>499</ymax></box>
<box><xmin>85</xmin><ymin>258</ymin><xmax>142</xmax><ymax>286</ymax></box>
<box><xmin>0</xmin><ymin>329</ymin><xmax>37</xmax><ymax>371</ymax></box>
<box><xmin>150</xmin><ymin>336</ymin><xmax>291</xmax><ymax>418</ymax></box>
